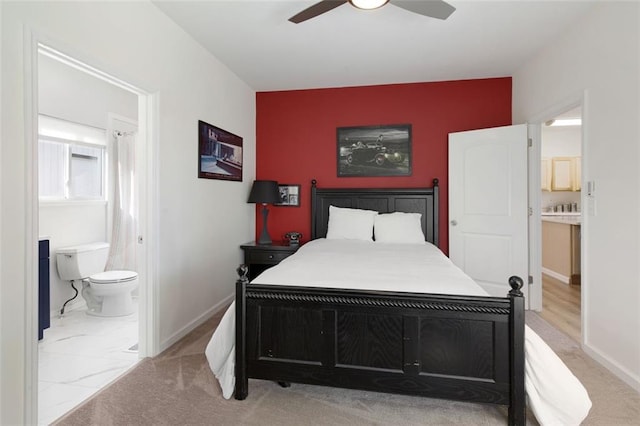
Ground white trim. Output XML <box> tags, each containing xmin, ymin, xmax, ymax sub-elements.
<box><xmin>136</xmin><ymin>92</ymin><xmax>161</xmax><ymax>358</ymax></box>
<box><xmin>0</xmin><ymin>0</ymin><xmax>3</xmax><ymax>414</ymax></box>
<box><xmin>38</xmin><ymin>44</ymin><xmax>141</xmax><ymax>95</ymax></box>
<box><xmin>39</xmin><ymin>133</ymin><xmax>106</xmax><ymax>148</ymax></box>
<box><xmin>39</xmin><ymin>112</ymin><xmax>106</xmax><ymax>131</ymax></box>
<box><xmin>525</xmin><ymin>90</ymin><xmax>586</xmax><ymax>316</ymax></box>
<box><xmin>541</xmin><ymin>268</ymin><xmax>570</xmax><ymax>284</ymax></box>
<box><xmin>582</xmin><ymin>345</ymin><xmax>640</xmax><ymax>392</ymax></box>
<box><xmin>39</xmin><ymin>115</ymin><xmax>107</xmax><ymax>146</ymax></box>
<box><xmin>39</xmin><ymin>199</ymin><xmax>107</xmax><ymax>207</ymax></box>
<box><xmin>0</xmin><ymin>0</ymin><xmax>3</xmax><ymax>415</ymax></box>
<box><xmin>25</xmin><ymin>32</ymin><xmax>160</xmax><ymax>424</ymax></box>
<box><xmin>159</xmin><ymin>293</ymin><xmax>234</xmax><ymax>353</ymax></box>
<box><xmin>527</xmin><ymin>122</ymin><xmax>542</xmax><ymax>311</ymax></box>
<box><xmin>25</xmin><ymin>26</ymin><xmax>39</xmax><ymax>426</ymax></box>
<box><xmin>578</xmin><ymin>91</ymin><xmax>590</xmax><ymax>349</ymax></box>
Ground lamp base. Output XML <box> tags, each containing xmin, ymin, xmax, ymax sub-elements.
<box><xmin>257</xmin><ymin>204</ymin><xmax>272</xmax><ymax>245</ymax></box>
<box><xmin>257</xmin><ymin>231</ymin><xmax>272</xmax><ymax>245</ymax></box>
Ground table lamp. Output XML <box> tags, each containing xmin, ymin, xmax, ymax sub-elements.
<box><xmin>248</xmin><ymin>180</ymin><xmax>280</xmax><ymax>245</ymax></box>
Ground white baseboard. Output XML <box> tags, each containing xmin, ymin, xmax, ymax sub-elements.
<box><xmin>541</xmin><ymin>268</ymin><xmax>569</xmax><ymax>284</ymax></box>
<box><xmin>583</xmin><ymin>343</ymin><xmax>640</xmax><ymax>392</ymax></box>
<box><xmin>159</xmin><ymin>292</ymin><xmax>234</xmax><ymax>353</ymax></box>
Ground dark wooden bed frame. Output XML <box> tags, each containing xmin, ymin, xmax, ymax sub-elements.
<box><xmin>235</xmin><ymin>179</ymin><xmax>525</xmax><ymax>425</ymax></box>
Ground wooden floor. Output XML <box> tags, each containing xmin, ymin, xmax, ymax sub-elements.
<box><xmin>539</xmin><ymin>274</ymin><xmax>581</xmax><ymax>342</ymax></box>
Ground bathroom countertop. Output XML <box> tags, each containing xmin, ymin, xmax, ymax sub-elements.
<box><xmin>541</xmin><ymin>215</ymin><xmax>581</xmax><ymax>225</ymax></box>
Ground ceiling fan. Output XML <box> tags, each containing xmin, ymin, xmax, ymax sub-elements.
<box><xmin>289</xmin><ymin>0</ymin><xmax>456</xmax><ymax>24</ymax></box>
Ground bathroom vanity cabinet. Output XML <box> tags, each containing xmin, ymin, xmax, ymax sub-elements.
<box><xmin>39</xmin><ymin>239</ymin><xmax>51</xmax><ymax>340</ymax></box>
<box><xmin>542</xmin><ymin>219</ymin><xmax>581</xmax><ymax>285</ymax></box>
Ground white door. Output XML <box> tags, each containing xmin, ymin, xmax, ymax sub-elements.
<box><xmin>449</xmin><ymin>124</ymin><xmax>528</xmax><ymax>302</ymax></box>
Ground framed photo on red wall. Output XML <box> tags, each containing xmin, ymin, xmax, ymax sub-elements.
<box><xmin>337</xmin><ymin>124</ymin><xmax>411</xmax><ymax>177</ymax></box>
<box><xmin>275</xmin><ymin>184</ymin><xmax>300</xmax><ymax>206</ymax></box>
<box><xmin>198</xmin><ymin>120</ymin><xmax>243</xmax><ymax>181</ymax></box>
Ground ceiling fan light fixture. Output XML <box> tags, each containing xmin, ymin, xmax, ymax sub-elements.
<box><xmin>349</xmin><ymin>0</ymin><xmax>389</xmax><ymax>10</ymax></box>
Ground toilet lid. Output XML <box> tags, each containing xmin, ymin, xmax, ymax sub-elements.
<box><xmin>90</xmin><ymin>270</ymin><xmax>138</xmax><ymax>284</ymax></box>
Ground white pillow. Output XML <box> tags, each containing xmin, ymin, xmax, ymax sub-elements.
<box><xmin>374</xmin><ymin>212</ymin><xmax>426</xmax><ymax>244</ymax></box>
<box><xmin>326</xmin><ymin>205</ymin><xmax>378</xmax><ymax>241</ymax></box>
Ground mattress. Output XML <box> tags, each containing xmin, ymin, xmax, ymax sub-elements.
<box><xmin>206</xmin><ymin>239</ymin><xmax>591</xmax><ymax>425</ymax></box>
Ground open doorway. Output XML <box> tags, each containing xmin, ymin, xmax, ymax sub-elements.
<box><xmin>29</xmin><ymin>43</ymin><xmax>157</xmax><ymax>424</ymax></box>
<box><xmin>538</xmin><ymin>106</ymin><xmax>582</xmax><ymax>342</ymax></box>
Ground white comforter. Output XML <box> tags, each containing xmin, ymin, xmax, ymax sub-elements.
<box><xmin>206</xmin><ymin>239</ymin><xmax>591</xmax><ymax>425</ymax></box>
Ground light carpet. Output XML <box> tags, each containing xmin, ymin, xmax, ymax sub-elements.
<box><xmin>53</xmin><ymin>310</ymin><xmax>640</xmax><ymax>425</ymax></box>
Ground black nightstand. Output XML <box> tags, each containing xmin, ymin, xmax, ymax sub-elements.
<box><xmin>240</xmin><ymin>241</ymin><xmax>300</xmax><ymax>281</ymax></box>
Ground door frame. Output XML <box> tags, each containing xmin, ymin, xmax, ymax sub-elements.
<box><xmin>24</xmin><ymin>31</ymin><xmax>160</xmax><ymax>423</ymax></box>
<box><xmin>526</xmin><ymin>91</ymin><xmax>587</xmax><ymax>343</ymax></box>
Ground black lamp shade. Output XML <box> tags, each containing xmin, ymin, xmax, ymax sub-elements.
<box><xmin>248</xmin><ymin>180</ymin><xmax>280</xmax><ymax>245</ymax></box>
<box><xmin>248</xmin><ymin>180</ymin><xmax>280</xmax><ymax>204</ymax></box>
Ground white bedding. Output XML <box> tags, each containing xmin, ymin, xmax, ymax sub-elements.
<box><xmin>206</xmin><ymin>239</ymin><xmax>591</xmax><ymax>425</ymax></box>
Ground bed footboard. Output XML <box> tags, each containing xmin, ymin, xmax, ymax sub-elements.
<box><xmin>235</xmin><ymin>270</ymin><xmax>525</xmax><ymax>425</ymax></box>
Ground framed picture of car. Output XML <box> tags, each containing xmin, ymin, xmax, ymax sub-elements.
<box><xmin>337</xmin><ymin>124</ymin><xmax>412</xmax><ymax>177</ymax></box>
<box><xmin>198</xmin><ymin>120</ymin><xmax>243</xmax><ymax>181</ymax></box>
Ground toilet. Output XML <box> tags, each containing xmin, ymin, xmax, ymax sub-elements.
<box><xmin>56</xmin><ymin>242</ymin><xmax>138</xmax><ymax>317</ymax></box>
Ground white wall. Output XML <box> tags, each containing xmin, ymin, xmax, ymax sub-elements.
<box><xmin>39</xmin><ymin>53</ymin><xmax>139</xmax><ymax>314</ymax></box>
<box><xmin>1</xmin><ymin>2</ymin><xmax>256</xmax><ymax>424</ymax></box>
<box><xmin>39</xmin><ymin>53</ymin><xmax>138</xmax><ymax>129</ymax></box>
<box><xmin>513</xmin><ymin>2</ymin><xmax>640</xmax><ymax>389</ymax></box>
<box><xmin>541</xmin><ymin>125</ymin><xmax>581</xmax><ymax>157</ymax></box>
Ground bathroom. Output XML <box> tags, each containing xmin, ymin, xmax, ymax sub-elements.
<box><xmin>37</xmin><ymin>49</ymin><xmax>140</xmax><ymax>424</ymax></box>
<box><xmin>540</xmin><ymin>107</ymin><xmax>582</xmax><ymax>214</ymax></box>
<box><xmin>539</xmin><ymin>106</ymin><xmax>582</xmax><ymax>342</ymax></box>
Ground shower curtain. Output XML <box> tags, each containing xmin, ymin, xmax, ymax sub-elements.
<box><xmin>106</xmin><ymin>132</ymin><xmax>137</xmax><ymax>271</ymax></box>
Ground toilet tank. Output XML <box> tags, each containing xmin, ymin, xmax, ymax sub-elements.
<box><xmin>56</xmin><ymin>242</ymin><xmax>110</xmax><ymax>281</ymax></box>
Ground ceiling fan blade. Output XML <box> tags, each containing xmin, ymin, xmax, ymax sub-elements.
<box><xmin>392</xmin><ymin>0</ymin><xmax>456</xmax><ymax>20</ymax></box>
<box><xmin>289</xmin><ymin>0</ymin><xmax>348</xmax><ymax>24</ymax></box>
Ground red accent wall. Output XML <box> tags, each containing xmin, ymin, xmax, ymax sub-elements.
<box><xmin>256</xmin><ymin>78</ymin><xmax>512</xmax><ymax>253</ymax></box>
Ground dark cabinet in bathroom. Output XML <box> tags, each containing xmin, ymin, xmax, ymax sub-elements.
<box><xmin>38</xmin><ymin>239</ymin><xmax>50</xmax><ymax>340</ymax></box>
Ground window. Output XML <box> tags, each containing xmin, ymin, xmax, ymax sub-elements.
<box><xmin>38</xmin><ymin>115</ymin><xmax>106</xmax><ymax>200</ymax></box>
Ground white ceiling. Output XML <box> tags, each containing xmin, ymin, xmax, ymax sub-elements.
<box><xmin>153</xmin><ymin>0</ymin><xmax>597</xmax><ymax>92</ymax></box>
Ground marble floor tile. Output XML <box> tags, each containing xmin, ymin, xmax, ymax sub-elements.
<box><xmin>38</xmin><ymin>301</ymin><xmax>140</xmax><ymax>425</ymax></box>
<box><xmin>40</xmin><ymin>332</ymin><xmax>138</xmax><ymax>359</ymax></box>
<box><xmin>39</xmin><ymin>352</ymin><xmax>138</xmax><ymax>386</ymax></box>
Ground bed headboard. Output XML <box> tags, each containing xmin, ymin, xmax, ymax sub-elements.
<box><xmin>310</xmin><ymin>178</ymin><xmax>439</xmax><ymax>246</ymax></box>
